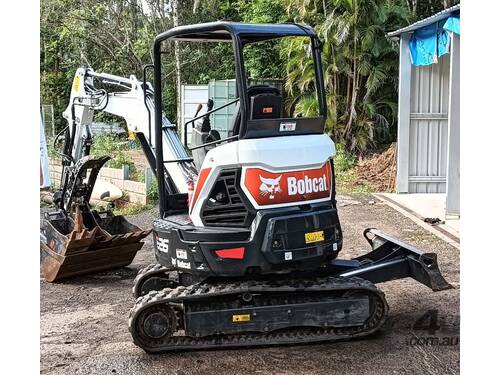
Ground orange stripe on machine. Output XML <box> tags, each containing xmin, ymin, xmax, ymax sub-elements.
<box><xmin>189</xmin><ymin>167</ymin><xmax>212</xmax><ymax>213</ymax></box>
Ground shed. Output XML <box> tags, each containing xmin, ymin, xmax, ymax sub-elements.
<box><xmin>388</xmin><ymin>4</ymin><xmax>460</xmax><ymax>218</ymax></box>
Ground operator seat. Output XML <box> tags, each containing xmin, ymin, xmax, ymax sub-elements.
<box><xmin>230</xmin><ymin>84</ymin><xmax>282</xmax><ymax>137</ymax></box>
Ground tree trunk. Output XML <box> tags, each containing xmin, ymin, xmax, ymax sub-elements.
<box><xmin>345</xmin><ymin>27</ymin><xmax>357</xmax><ymax>138</ymax></box>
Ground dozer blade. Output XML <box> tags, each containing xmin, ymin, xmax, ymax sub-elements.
<box><xmin>40</xmin><ymin>207</ymin><xmax>151</xmax><ymax>282</ymax></box>
<box><xmin>327</xmin><ymin>228</ymin><xmax>453</xmax><ymax>292</ymax></box>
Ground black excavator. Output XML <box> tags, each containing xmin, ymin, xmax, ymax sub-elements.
<box><xmin>126</xmin><ymin>22</ymin><xmax>452</xmax><ymax>352</ymax></box>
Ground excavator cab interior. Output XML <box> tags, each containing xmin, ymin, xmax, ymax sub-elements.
<box><xmin>189</xmin><ymin>84</ymin><xmax>283</xmax><ymax>170</ymax></box>
<box><xmin>176</xmin><ymin>26</ymin><xmax>322</xmax><ymax>179</ymax></box>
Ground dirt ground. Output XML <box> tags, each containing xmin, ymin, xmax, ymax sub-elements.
<box><xmin>40</xmin><ymin>194</ymin><xmax>460</xmax><ymax>375</ymax></box>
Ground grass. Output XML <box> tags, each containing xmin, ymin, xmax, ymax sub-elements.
<box><xmin>40</xmin><ymin>200</ymin><xmax>51</xmax><ymax>208</ymax></box>
<box><xmin>114</xmin><ymin>202</ymin><xmax>154</xmax><ymax>216</ymax></box>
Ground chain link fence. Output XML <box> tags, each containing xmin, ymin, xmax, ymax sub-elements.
<box><xmin>41</xmin><ymin>104</ymin><xmax>55</xmax><ymax>138</ymax></box>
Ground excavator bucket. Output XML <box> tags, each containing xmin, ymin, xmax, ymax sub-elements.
<box><xmin>40</xmin><ymin>205</ymin><xmax>151</xmax><ymax>282</ymax></box>
<box><xmin>40</xmin><ymin>154</ymin><xmax>151</xmax><ymax>282</ymax></box>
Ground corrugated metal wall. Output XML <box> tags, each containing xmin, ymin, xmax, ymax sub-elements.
<box><xmin>408</xmin><ymin>54</ymin><xmax>450</xmax><ymax>193</ymax></box>
<box><xmin>208</xmin><ymin>80</ymin><xmax>238</xmax><ymax>139</ymax></box>
<box><xmin>181</xmin><ymin>85</ymin><xmax>209</xmax><ymax>146</ymax></box>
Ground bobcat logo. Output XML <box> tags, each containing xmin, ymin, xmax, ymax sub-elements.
<box><xmin>259</xmin><ymin>175</ymin><xmax>282</xmax><ymax>199</ymax></box>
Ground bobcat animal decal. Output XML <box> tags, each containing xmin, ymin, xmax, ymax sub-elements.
<box><xmin>259</xmin><ymin>175</ymin><xmax>282</xmax><ymax>199</ymax></box>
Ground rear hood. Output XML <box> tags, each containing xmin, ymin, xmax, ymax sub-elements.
<box><xmin>237</xmin><ymin>134</ymin><xmax>336</xmax><ymax>209</ymax></box>
<box><xmin>236</xmin><ymin>134</ymin><xmax>335</xmax><ymax>169</ymax></box>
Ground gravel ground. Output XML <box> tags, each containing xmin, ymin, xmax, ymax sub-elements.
<box><xmin>40</xmin><ymin>195</ymin><xmax>460</xmax><ymax>375</ymax></box>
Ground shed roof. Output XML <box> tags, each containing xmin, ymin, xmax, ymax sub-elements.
<box><xmin>388</xmin><ymin>4</ymin><xmax>460</xmax><ymax>38</ymax></box>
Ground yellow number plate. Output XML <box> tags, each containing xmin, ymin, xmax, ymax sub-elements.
<box><xmin>305</xmin><ymin>230</ymin><xmax>324</xmax><ymax>244</ymax></box>
<box><xmin>232</xmin><ymin>314</ymin><xmax>251</xmax><ymax>322</ymax></box>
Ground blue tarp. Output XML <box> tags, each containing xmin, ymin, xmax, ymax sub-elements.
<box><xmin>443</xmin><ymin>15</ymin><xmax>460</xmax><ymax>35</ymax></box>
<box><xmin>409</xmin><ymin>14</ymin><xmax>460</xmax><ymax>66</ymax></box>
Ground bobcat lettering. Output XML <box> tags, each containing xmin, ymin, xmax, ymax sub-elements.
<box><xmin>287</xmin><ymin>175</ymin><xmax>328</xmax><ymax>195</ymax></box>
<box><xmin>244</xmin><ymin>163</ymin><xmax>332</xmax><ymax>206</ymax></box>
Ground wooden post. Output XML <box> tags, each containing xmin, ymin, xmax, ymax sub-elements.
<box><xmin>396</xmin><ymin>34</ymin><xmax>412</xmax><ymax>193</ymax></box>
<box><xmin>445</xmin><ymin>33</ymin><xmax>460</xmax><ymax>217</ymax></box>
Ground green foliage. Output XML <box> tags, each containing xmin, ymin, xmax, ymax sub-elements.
<box><xmin>333</xmin><ymin>151</ymin><xmax>374</xmax><ymax>195</ymax></box>
<box><xmin>41</xmin><ymin>0</ymin><xmax>453</xmax><ymax>154</ymax></box>
<box><xmin>115</xmin><ymin>202</ymin><xmax>153</xmax><ymax>216</ymax></box>
<box><xmin>146</xmin><ymin>178</ymin><xmax>159</xmax><ymax>204</ymax></box>
<box><xmin>90</xmin><ymin>135</ymin><xmax>135</xmax><ymax>172</ymax></box>
<box><xmin>282</xmin><ymin>0</ymin><xmax>413</xmax><ymax>153</ymax></box>
<box><xmin>236</xmin><ymin>0</ymin><xmax>289</xmax><ymax>79</ymax></box>
<box><xmin>46</xmin><ymin>137</ymin><xmax>59</xmax><ymax>159</ymax></box>
<box><xmin>334</xmin><ymin>142</ymin><xmax>356</xmax><ymax>173</ymax></box>
<box><xmin>411</xmin><ymin>0</ymin><xmax>459</xmax><ymax>19</ymax></box>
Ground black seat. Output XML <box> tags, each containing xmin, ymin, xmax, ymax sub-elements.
<box><xmin>230</xmin><ymin>84</ymin><xmax>282</xmax><ymax>136</ymax></box>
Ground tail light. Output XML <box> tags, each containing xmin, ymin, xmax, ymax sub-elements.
<box><xmin>215</xmin><ymin>247</ymin><xmax>245</xmax><ymax>260</ymax></box>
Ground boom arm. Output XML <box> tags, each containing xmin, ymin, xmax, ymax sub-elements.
<box><xmin>59</xmin><ymin>68</ymin><xmax>197</xmax><ymax>205</ymax></box>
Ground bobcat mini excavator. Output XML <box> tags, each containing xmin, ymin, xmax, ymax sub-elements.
<box><xmin>126</xmin><ymin>22</ymin><xmax>452</xmax><ymax>352</ymax></box>
<box><xmin>43</xmin><ymin>21</ymin><xmax>452</xmax><ymax>351</ymax></box>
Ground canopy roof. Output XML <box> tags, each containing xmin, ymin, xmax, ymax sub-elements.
<box><xmin>155</xmin><ymin>21</ymin><xmax>317</xmax><ymax>44</ymax></box>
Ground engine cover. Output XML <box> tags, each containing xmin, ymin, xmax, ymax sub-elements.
<box><xmin>189</xmin><ymin>133</ymin><xmax>336</xmax><ymax>227</ymax></box>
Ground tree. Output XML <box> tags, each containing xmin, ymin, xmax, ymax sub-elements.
<box><xmin>282</xmin><ymin>0</ymin><xmax>412</xmax><ymax>153</ymax></box>
<box><xmin>41</xmin><ymin>0</ymin><xmax>159</xmax><ymax>130</ymax></box>
<box><xmin>406</xmin><ymin>0</ymin><xmax>459</xmax><ymax>18</ymax></box>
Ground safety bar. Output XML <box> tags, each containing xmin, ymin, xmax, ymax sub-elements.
<box><xmin>189</xmin><ymin>135</ymin><xmax>239</xmax><ymax>151</ymax></box>
<box><xmin>183</xmin><ymin>98</ymin><xmax>240</xmax><ymax>147</ymax></box>
<box><xmin>142</xmin><ymin>64</ymin><xmax>154</xmax><ymax>143</ymax></box>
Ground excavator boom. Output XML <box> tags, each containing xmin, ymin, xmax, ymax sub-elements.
<box><xmin>40</xmin><ymin>68</ymin><xmax>194</xmax><ymax>282</ymax></box>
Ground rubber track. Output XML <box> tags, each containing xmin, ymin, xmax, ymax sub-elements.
<box><xmin>129</xmin><ymin>276</ymin><xmax>388</xmax><ymax>352</ymax></box>
<box><xmin>132</xmin><ymin>263</ymin><xmax>175</xmax><ymax>298</ymax></box>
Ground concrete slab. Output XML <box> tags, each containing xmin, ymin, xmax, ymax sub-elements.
<box><xmin>374</xmin><ymin>193</ymin><xmax>460</xmax><ymax>249</ymax></box>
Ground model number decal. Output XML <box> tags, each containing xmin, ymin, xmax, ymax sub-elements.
<box><xmin>279</xmin><ymin>122</ymin><xmax>296</xmax><ymax>131</ymax></box>
<box><xmin>157</xmin><ymin>238</ymin><xmax>169</xmax><ymax>253</ymax></box>
<box><xmin>176</xmin><ymin>249</ymin><xmax>188</xmax><ymax>259</ymax></box>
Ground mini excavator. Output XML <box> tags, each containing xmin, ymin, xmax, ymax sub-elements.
<box><xmin>41</xmin><ymin>22</ymin><xmax>452</xmax><ymax>351</ymax></box>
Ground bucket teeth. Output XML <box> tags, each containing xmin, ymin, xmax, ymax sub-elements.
<box><xmin>40</xmin><ymin>209</ymin><xmax>151</xmax><ymax>282</ymax></box>
<box><xmin>73</xmin><ymin>205</ymin><xmax>86</xmax><ymax>233</ymax></box>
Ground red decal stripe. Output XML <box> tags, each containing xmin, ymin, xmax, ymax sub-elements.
<box><xmin>190</xmin><ymin>168</ymin><xmax>211</xmax><ymax>213</ymax></box>
<box><xmin>215</xmin><ymin>247</ymin><xmax>245</xmax><ymax>260</ymax></box>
